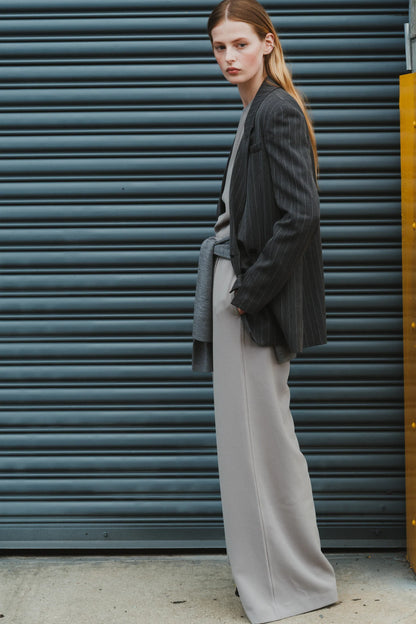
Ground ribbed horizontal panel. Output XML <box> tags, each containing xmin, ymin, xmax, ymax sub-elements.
<box><xmin>0</xmin><ymin>63</ymin><xmax>406</xmax><ymax>84</ymax></box>
<box><xmin>0</xmin><ymin>294</ymin><xmax>403</xmax><ymax>313</ymax></box>
<box><xmin>0</xmin><ymin>156</ymin><xmax>402</xmax><ymax>176</ymax></box>
<box><xmin>0</xmin><ymin>405</ymin><xmax>404</xmax><ymax>425</ymax></box>
<box><xmin>0</xmin><ymin>384</ymin><xmax>403</xmax><ymax>402</ymax></box>
<box><xmin>0</xmin><ymin>273</ymin><xmax>403</xmax><ymax>293</ymax></box>
<box><xmin>0</xmin><ymin>15</ymin><xmax>406</xmax><ymax>36</ymax></box>
<box><xmin>0</xmin><ymin>430</ymin><xmax>403</xmax><ymax>450</ymax></box>
<box><xmin>0</xmin><ymin>201</ymin><xmax>402</xmax><ymax>220</ymax></box>
<box><xmin>0</xmin><ymin>181</ymin><xmax>403</xmax><ymax>202</ymax></box>
<box><xmin>0</xmin><ymin>340</ymin><xmax>403</xmax><ymax>360</ymax></box>
<box><xmin>0</xmin><ymin>37</ymin><xmax>405</xmax><ymax>60</ymax></box>
<box><xmin>0</xmin><ymin>363</ymin><xmax>405</xmax><ymax>382</ymax></box>
<box><xmin>0</xmin><ymin>452</ymin><xmax>404</xmax><ymax>475</ymax></box>
<box><xmin>0</xmin><ymin>319</ymin><xmax>404</xmax><ymax>343</ymax></box>
<box><xmin>0</xmin><ymin>0</ymin><xmax>406</xmax><ymax>549</ymax></box>
<box><xmin>0</xmin><ymin>0</ymin><xmax>406</xmax><ymax>9</ymax></box>
<box><xmin>0</xmin><ymin>86</ymin><xmax>401</xmax><ymax>108</ymax></box>
<box><xmin>0</xmin><ymin>220</ymin><xmax>403</xmax><ymax>236</ymax></box>
<box><xmin>0</xmin><ymin>110</ymin><xmax>402</xmax><ymax>130</ymax></box>
<box><xmin>0</xmin><ymin>476</ymin><xmax>403</xmax><ymax>496</ymax></box>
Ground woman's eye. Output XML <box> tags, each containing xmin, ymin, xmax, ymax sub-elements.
<box><xmin>214</xmin><ymin>45</ymin><xmax>225</xmax><ymax>52</ymax></box>
<box><xmin>237</xmin><ymin>43</ymin><xmax>247</xmax><ymax>48</ymax></box>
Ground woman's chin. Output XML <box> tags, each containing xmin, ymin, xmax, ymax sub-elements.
<box><xmin>224</xmin><ymin>73</ymin><xmax>244</xmax><ymax>85</ymax></box>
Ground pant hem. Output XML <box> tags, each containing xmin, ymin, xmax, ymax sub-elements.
<box><xmin>248</xmin><ymin>589</ymin><xmax>339</xmax><ymax>624</ymax></box>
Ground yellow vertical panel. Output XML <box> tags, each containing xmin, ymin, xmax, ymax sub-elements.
<box><xmin>400</xmin><ymin>72</ymin><xmax>416</xmax><ymax>570</ymax></box>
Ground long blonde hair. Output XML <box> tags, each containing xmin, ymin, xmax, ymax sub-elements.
<box><xmin>208</xmin><ymin>0</ymin><xmax>318</xmax><ymax>177</ymax></box>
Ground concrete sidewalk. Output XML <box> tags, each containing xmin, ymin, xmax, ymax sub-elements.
<box><xmin>0</xmin><ymin>551</ymin><xmax>414</xmax><ymax>624</ymax></box>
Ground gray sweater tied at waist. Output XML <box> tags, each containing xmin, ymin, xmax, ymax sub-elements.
<box><xmin>192</xmin><ymin>236</ymin><xmax>294</xmax><ymax>373</ymax></box>
<box><xmin>192</xmin><ymin>236</ymin><xmax>230</xmax><ymax>372</ymax></box>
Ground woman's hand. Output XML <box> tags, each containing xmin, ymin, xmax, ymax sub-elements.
<box><xmin>232</xmin><ymin>289</ymin><xmax>245</xmax><ymax>315</ymax></box>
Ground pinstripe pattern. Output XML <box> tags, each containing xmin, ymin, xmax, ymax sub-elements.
<box><xmin>219</xmin><ymin>81</ymin><xmax>326</xmax><ymax>353</ymax></box>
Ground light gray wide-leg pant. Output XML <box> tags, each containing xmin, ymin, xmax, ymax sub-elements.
<box><xmin>212</xmin><ymin>258</ymin><xmax>338</xmax><ymax>624</ymax></box>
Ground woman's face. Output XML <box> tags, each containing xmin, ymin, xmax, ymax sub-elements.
<box><xmin>211</xmin><ymin>19</ymin><xmax>273</xmax><ymax>89</ymax></box>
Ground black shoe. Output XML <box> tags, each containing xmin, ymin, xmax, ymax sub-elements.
<box><xmin>235</xmin><ymin>587</ymin><xmax>239</xmax><ymax>597</ymax></box>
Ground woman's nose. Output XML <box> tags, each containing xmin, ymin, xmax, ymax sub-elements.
<box><xmin>225</xmin><ymin>47</ymin><xmax>236</xmax><ymax>63</ymax></box>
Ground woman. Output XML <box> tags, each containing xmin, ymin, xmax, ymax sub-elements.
<box><xmin>193</xmin><ymin>1</ymin><xmax>338</xmax><ymax>622</ymax></box>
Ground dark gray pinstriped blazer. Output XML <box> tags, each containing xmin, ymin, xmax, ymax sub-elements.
<box><xmin>219</xmin><ymin>80</ymin><xmax>326</xmax><ymax>353</ymax></box>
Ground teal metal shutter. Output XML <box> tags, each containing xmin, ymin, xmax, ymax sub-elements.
<box><xmin>0</xmin><ymin>0</ymin><xmax>407</xmax><ymax>549</ymax></box>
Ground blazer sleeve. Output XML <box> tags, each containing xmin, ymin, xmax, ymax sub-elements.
<box><xmin>231</xmin><ymin>96</ymin><xmax>320</xmax><ymax>315</ymax></box>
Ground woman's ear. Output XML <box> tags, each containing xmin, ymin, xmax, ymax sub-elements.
<box><xmin>264</xmin><ymin>32</ymin><xmax>275</xmax><ymax>55</ymax></box>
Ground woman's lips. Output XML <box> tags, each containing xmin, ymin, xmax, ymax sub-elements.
<box><xmin>226</xmin><ymin>68</ymin><xmax>240</xmax><ymax>75</ymax></box>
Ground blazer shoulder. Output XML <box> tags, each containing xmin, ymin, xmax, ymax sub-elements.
<box><xmin>256</xmin><ymin>86</ymin><xmax>305</xmax><ymax>123</ymax></box>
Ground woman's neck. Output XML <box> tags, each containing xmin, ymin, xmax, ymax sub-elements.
<box><xmin>238</xmin><ymin>72</ymin><xmax>266</xmax><ymax>107</ymax></box>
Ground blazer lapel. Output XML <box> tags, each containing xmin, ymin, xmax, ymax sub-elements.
<box><xmin>216</xmin><ymin>146</ymin><xmax>233</xmax><ymax>218</ymax></box>
<box><xmin>229</xmin><ymin>80</ymin><xmax>279</xmax><ymax>226</ymax></box>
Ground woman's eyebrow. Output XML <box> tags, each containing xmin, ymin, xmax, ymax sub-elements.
<box><xmin>213</xmin><ymin>37</ymin><xmax>248</xmax><ymax>44</ymax></box>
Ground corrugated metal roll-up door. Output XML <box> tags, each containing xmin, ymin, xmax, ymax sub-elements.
<box><xmin>0</xmin><ymin>0</ymin><xmax>407</xmax><ymax>549</ymax></box>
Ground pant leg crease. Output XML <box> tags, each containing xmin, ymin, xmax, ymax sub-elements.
<box><xmin>239</xmin><ymin>320</ymin><xmax>277</xmax><ymax>609</ymax></box>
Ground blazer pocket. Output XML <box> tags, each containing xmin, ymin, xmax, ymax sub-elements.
<box><xmin>248</xmin><ymin>141</ymin><xmax>262</xmax><ymax>154</ymax></box>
